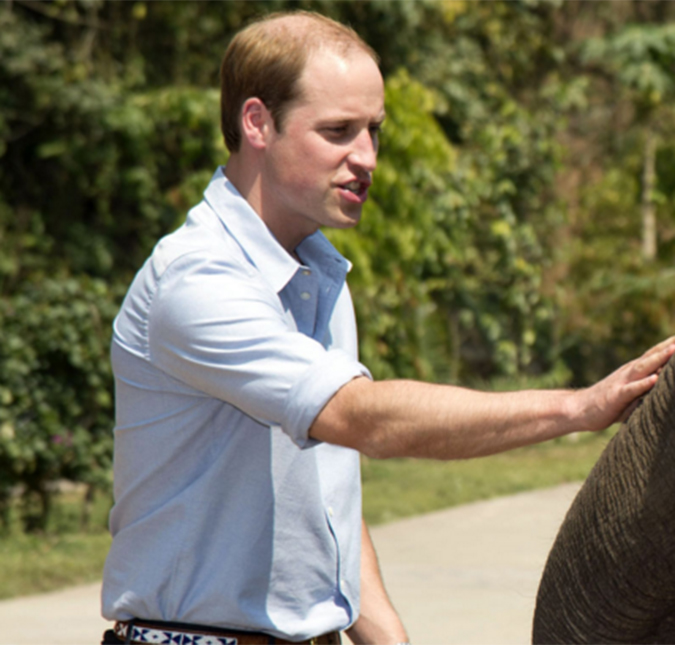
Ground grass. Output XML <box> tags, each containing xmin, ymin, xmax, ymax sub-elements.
<box><xmin>362</xmin><ymin>428</ymin><xmax>617</xmax><ymax>525</ymax></box>
<box><xmin>0</xmin><ymin>428</ymin><xmax>616</xmax><ymax>600</ymax></box>
<box><xmin>0</xmin><ymin>488</ymin><xmax>112</xmax><ymax>600</ymax></box>
<box><xmin>0</xmin><ymin>531</ymin><xmax>112</xmax><ymax>600</ymax></box>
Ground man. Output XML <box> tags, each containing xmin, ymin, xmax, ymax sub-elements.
<box><xmin>101</xmin><ymin>10</ymin><xmax>675</xmax><ymax>645</ymax></box>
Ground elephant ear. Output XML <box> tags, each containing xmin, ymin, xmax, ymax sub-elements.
<box><xmin>533</xmin><ymin>354</ymin><xmax>675</xmax><ymax>645</ymax></box>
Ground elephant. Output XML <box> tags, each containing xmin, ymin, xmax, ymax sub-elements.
<box><xmin>532</xmin><ymin>354</ymin><xmax>675</xmax><ymax>644</ymax></box>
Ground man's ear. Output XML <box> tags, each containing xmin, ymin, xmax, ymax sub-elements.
<box><xmin>240</xmin><ymin>97</ymin><xmax>273</xmax><ymax>150</ymax></box>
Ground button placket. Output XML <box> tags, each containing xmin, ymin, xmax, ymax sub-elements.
<box><xmin>285</xmin><ymin>266</ymin><xmax>319</xmax><ymax>336</ymax></box>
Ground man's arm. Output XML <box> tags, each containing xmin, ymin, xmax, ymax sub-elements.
<box><xmin>346</xmin><ymin>520</ymin><xmax>409</xmax><ymax>645</ymax></box>
<box><xmin>311</xmin><ymin>337</ymin><xmax>675</xmax><ymax>459</ymax></box>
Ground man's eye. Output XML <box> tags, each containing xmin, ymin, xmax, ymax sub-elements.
<box><xmin>326</xmin><ymin>126</ymin><xmax>348</xmax><ymax>136</ymax></box>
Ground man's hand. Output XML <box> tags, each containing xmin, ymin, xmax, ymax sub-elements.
<box><xmin>573</xmin><ymin>336</ymin><xmax>675</xmax><ymax>433</ymax></box>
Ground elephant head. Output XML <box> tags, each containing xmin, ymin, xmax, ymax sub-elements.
<box><xmin>533</xmin><ymin>354</ymin><xmax>675</xmax><ymax>644</ymax></box>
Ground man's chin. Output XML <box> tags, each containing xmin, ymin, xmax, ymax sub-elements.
<box><xmin>335</xmin><ymin>207</ymin><xmax>363</xmax><ymax>229</ymax></box>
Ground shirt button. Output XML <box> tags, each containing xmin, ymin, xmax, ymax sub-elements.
<box><xmin>300</xmin><ymin>292</ymin><xmax>311</xmax><ymax>301</ymax></box>
<box><xmin>328</xmin><ymin>507</ymin><xmax>334</xmax><ymax>517</ymax></box>
<box><xmin>302</xmin><ymin>269</ymin><xmax>311</xmax><ymax>276</ymax></box>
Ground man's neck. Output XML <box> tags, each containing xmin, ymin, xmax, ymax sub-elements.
<box><xmin>224</xmin><ymin>159</ymin><xmax>307</xmax><ymax>261</ymax></box>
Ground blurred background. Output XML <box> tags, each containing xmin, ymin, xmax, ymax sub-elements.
<box><xmin>1</xmin><ymin>0</ymin><xmax>675</xmax><ymax>598</ymax></box>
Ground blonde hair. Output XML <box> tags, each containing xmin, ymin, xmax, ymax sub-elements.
<box><xmin>220</xmin><ymin>11</ymin><xmax>378</xmax><ymax>153</ymax></box>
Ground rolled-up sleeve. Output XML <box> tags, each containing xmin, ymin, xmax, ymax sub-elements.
<box><xmin>145</xmin><ymin>252</ymin><xmax>370</xmax><ymax>447</ymax></box>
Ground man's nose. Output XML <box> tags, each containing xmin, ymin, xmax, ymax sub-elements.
<box><xmin>348</xmin><ymin>129</ymin><xmax>378</xmax><ymax>172</ymax></box>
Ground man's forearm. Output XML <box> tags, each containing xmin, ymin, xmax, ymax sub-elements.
<box><xmin>346</xmin><ymin>520</ymin><xmax>408</xmax><ymax>645</ymax></box>
<box><xmin>311</xmin><ymin>337</ymin><xmax>675</xmax><ymax>459</ymax></box>
<box><xmin>314</xmin><ymin>379</ymin><xmax>577</xmax><ymax>459</ymax></box>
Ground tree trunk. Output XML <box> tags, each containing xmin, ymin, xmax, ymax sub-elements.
<box><xmin>641</xmin><ymin>129</ymin><xmax>657</xmax><ymax>262</ymax></box>
<box><xmin>448</xmin><ymin>311</ymin><xmax>461</xmax><ymax>383</ymax></box>
<box><xmin>80</xmin><ymin>482</ymin><xmax>96</xmax><ymax>531</ymax></box>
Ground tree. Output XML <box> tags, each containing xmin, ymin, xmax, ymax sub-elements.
<box><xmin>7</xmin><ymin>0</ymin><xmax>673</xmax><ymax>529</ymax></box>
<box><xmin>582</xmin><ymin>23</ymin><xmax>675</xmax><ymax>261</ymax></box>
<box><xmin>0</xmin><ymin>2</ymin><xmax>226</xmax><ymax>530</ymax></box>
<box><xmin>542</xmin><ymin>3</ymin><xmax>675</xmax><ymax>384</ymax></box>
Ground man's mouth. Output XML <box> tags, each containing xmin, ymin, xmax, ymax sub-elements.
<box><xmin>338</xmin><ymin>178</ymin><xmax>371</xmax><ymax>201</ymax></box>
<box><xmin>343</xmin><ymin>180</ymin><xmax>363</xmax><ymax>195</ymax></box>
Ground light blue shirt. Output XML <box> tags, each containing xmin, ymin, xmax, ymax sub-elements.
<box><xmin>101</xmin><ymin>167</ymin><xmax>371</xmax><ymax>641</ymax></box>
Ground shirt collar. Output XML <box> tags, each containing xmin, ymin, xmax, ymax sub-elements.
<box><xmin>203</xmin><ymin>167</ymin><xmax>350</xmax><ymax>293</ymax></box>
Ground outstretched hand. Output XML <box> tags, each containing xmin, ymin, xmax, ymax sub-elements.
<box><xmin>575</xmin><ymin>336</ymin><xmax>675</xmax><ymax>433</ymax></box>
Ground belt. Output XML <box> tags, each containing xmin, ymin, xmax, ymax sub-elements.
<box><xmin>114</xmin><ymin>620</ymin><xmax>341</xmax><ymax>645</ymax></box>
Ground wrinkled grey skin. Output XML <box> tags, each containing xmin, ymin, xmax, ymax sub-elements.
<box><xmin>533</xmin><ymin>354</ymin><xmax>675</xmax><ymax>644</ymax></box>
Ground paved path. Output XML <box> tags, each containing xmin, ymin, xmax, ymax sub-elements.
<box><xmin>369</xmin><ymin>483</ymin><xmax>580</xmax><ymax>644</ymax></box>
<box><xmin>0</xmin><ymin>483</ymin><xmax>581</xmax><ymax>645</ymax></box>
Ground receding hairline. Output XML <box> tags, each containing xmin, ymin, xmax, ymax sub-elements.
<box><xmin>249</xmin><ymin>11</ymin><xmax>379</xmax><ymax>64</ymax></box>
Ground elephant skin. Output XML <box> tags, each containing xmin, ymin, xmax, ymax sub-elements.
<box><xmin>532</xmin><ymin>354</ymin><xmax>675</xmax><ymax>644</ymax></box>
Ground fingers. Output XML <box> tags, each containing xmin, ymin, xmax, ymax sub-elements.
<box><xmin>639</xmin><ymin>335</ymin><xmax>675</xmax><ymax>360</ymax></box>
<box><xmin>632</xmin><ymin>339</ymin><xmax>675</xmax><ymax>378</ymax></box>
<box><xmin>621</xmin><ymin>373</ymin><xmax>659</xmax><ymax>401</ymax></box>
<box><xmin>654</xmin><ymin>334</ymin><xmax>675</xmax><ymax>350</ymax></box>
<box><xmin>603</xmin><ymin>373</ymin><xmax>657</xmax><ymax>427</ymax></box>
<box><xmin>583</xmin><ymin>337</ymin><xmax>675</xmax><ymax>433</ymax></box>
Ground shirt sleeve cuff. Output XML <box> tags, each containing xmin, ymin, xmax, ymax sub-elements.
<box><xmin>282</xmin><ymin>349</ymin><xmax>371</xmax><ymax>448</ymax></box>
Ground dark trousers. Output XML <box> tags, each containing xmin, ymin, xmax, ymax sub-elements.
<box><xmin>101</xmin><ymin>629</ymin><xmax>124</xmax><ymax>644</ymax></box>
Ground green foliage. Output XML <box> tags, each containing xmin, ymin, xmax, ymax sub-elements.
<box><xmin>556</xmin><ymin>162</ymin><xmax>675</xmax><ymax>381</ymax></box>
<box><xmin>556</xmin><ymin>16</ymin><xmax>675</xmax><ymax>382</ymax></box>
<box><xmin>390</xmin><ymin>0</ymin><xmax>568</xmax><ymax>381</ymax></box>
<box><xmin>0</xmin><ymin>277</ymin><xmax>117</xmax><ymax>530</ymax></box>
<box><xmin>329</xmin><ymin>1</ymin><xmax>572</xmax><ymax>383</ymax></box>
<box><xmin>328</xmin><ymin>69</ymin><xmax>461</xmax><ymax>380</ymax></box>
<box><xmin>0</xmin><ymin>2</ymin><xmax>226</xmax><ymax>530</ymax></box>
<box><xmin>582</xmin><ymin>24</ymin><xmax>675</xmax><ymax>110</ymax></box>
<box><xmin>2</xmin><ymin>0</ymin><xmax>675</xmax><ymax>535</ymax></box>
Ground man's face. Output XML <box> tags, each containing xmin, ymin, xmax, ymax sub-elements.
<box><xmin>260</xmin><ymin>47</ymin><xmax>385</xmax><ymax>249</ymax></box>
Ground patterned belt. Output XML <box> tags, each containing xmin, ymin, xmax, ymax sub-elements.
<box><xmin>114</xmin><ymin>620</ymin><xmax>341</xmax><ymax>645</ymax></box>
